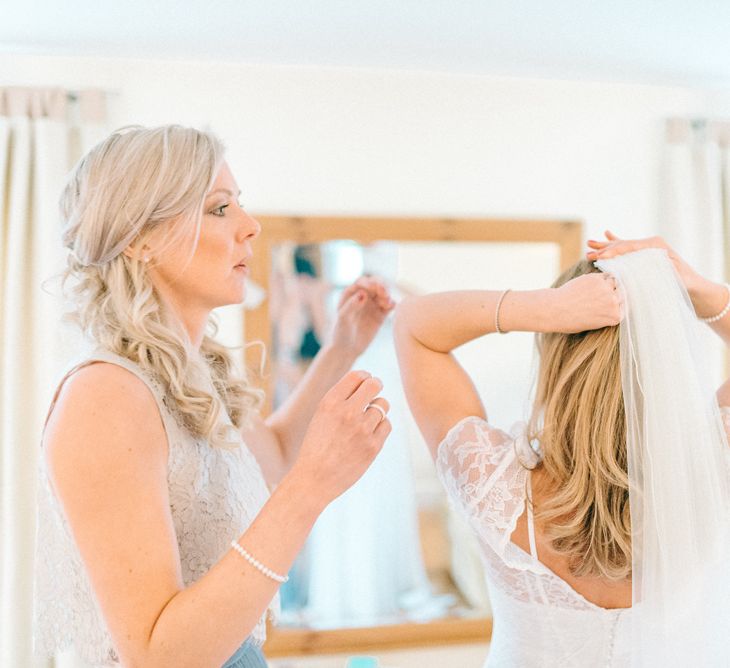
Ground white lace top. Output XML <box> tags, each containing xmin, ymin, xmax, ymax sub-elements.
<box><xmin>33</xmin><ymin>348</ymin><xmax>277</xmax><ymax>666</ymax></box>
<box><xmin>436</xmin><ymin>409</ymin><xmax>730</xmax><ymax>668</ymax></box>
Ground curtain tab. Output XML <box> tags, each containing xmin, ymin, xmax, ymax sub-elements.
<box><xmin>44</xmin><ymin>89</ymin><xmax>67</xmax><ymax>120</ymax></box>
<box><xmin>77</xmin><ymin>89</ymin><xmax>107</xmax><ymax>125</ymax></box>
<box><xmin>665</xmin><ymin>117</ymin><xmax>692</xmax><ymax>144</ymax></box>
<box><xmin>3</xmin><ymin>86</ymin><xmax>31</xmax><ymax>117</ymax></box>
<box><xmin>0</xmin><ymin>86</ymin><xmax>69</xmax><ymax>119</ymax></box>
<box><xmin>713</xmin><ymin>120</ymin><xmax>730</xmax><ymax>148</ymax></box>
<box><xmin>666</xmin><ymin>117</ymin><xmax>730</xmax><ymax>146</ymax></box>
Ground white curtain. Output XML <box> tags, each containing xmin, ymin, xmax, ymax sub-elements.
<box><xmin>661</xmin><ymin>118</ymin><xmax>730</xmax><ymax>384</ymax></box>
<box><xmin>0</xmin><ymin>87</ymin><xmax>108</xmax><ymax>668</ymax></box>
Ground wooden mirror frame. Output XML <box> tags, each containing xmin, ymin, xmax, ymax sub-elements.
<box><xmin>247</xmin><ymin>216</ymin><xmax>584</xmax><ymax>657</ymax></box>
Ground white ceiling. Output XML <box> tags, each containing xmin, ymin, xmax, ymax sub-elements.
<box><xmin>2</xmin><ymin>0</ymin><xmax>730</xmax><ymax>86</ymax></box>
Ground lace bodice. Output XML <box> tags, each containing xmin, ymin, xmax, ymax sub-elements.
<box><xmin>33</xmin><ymin>348</ymin><xmax>277</xmax><ymax>667</ymax></box>
<box><xmin>436</xmin><ymin>409</ymin><xmax>730</xmax><ymax>667</ymax></box>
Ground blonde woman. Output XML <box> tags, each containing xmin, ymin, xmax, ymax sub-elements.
<box><xmin>34</xmin><ymin>125</ymin><xmax>394</xmax><ymax>667</ymax></box>
<box><xmin>394</xmin><ymin>233</ymin><xmax>730</xmax><ymax>666</ymax></box>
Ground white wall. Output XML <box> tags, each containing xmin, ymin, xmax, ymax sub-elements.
<box><xmin>1</xmin><ymin>53</ymin><xmax>723</xmax><ymax>243</ymax></box>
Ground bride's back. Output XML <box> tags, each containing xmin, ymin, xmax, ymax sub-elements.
<box><xmin>510</xmin><ymin>473</ymin><xmax>632</xmax><ymax>609</ymax></box>
<box><xmin>400</xmin><ymin>244</ymin><xmax>730</xmax><ymax>665</ymax></box>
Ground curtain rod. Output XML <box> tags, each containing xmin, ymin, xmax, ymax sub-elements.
<box><xmin>66</xmin><ymin>89</ymin><xmax>119</xmax><ymax>101</ymax></box>
<box><xmin>671</xmin><ymin>116</ymin><xmax>729</xmax><ymax>127</ymax></box>
<box><xmin>666</xmin><ymin>117</ymin><xmax>730</xmax><ymax>143</ymax></box>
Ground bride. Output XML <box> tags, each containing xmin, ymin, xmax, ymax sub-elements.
<box><xmin>394</xmin><ymin>232</ymin><xmax>730</xmax><ymax>666</ymax></box>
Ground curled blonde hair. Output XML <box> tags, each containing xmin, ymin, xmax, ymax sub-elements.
<box><xmin>60</xmin><ymin>125</ymin><xmax>263</xmax><ymax>448</ymax></box>
<box><xmin>528</xmin><ymin>260</ymin><xmax>630</xmax><ymax>580</ymax></box>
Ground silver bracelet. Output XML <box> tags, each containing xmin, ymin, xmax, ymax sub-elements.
<box><xmin>700</xmin><ymin>283</ymin><xmax>730</xmax><ymax>324</ymax></box>
<box><xmin>230</xmin><ymin>540</ymin><xmax>289</xmax><ymax>584</ymax></box>
<box><xmin>495</xmin><ymin>289</ymin><xmax>511</xmax><ymax>334</ymax></box>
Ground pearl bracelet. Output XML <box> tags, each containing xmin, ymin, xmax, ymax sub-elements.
<box><xmin>700</xmin><ymin>283</ymin><xmax>730</xmax><ymax>324</ymax></box>
<box><xmin>230</xmin><ymin>540</ymin><xmax>289</xmax><ymax>584</ymax></box>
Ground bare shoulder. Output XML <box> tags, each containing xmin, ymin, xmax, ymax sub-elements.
<box><xmin>41</xmin><ymin>362</ymin><xmax>183</xmax><ymax>665</ymax></box>
<box><xmin>44</xmin><ymin>361</ymin><xmax>169</xmax><ymax>483</ymax></box>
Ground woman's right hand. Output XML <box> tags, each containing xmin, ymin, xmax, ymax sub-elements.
<box><xmin>586</xmin><ymin>231</ymin><xmax>726</xmax><ymax>319</ymax></box>
<box><xmin>290</xmin><ymin>370</ymin><xmax>391</xmax><ymax>504</ymax></box>
<box><xmin>548</xmin><ymin>273</ymin><xmax>624</xmax><ymax>334</ymax></box>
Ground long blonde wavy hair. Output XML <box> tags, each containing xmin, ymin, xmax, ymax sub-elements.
<box><xmin>528</xmin><ymin>259</ymin><xmax>630</xmax><ymax>580</ymax></box>
<box><xmin>60</xmin><ymin>125</ymin><xmax>263</xmax><ymax>449</ymax></box>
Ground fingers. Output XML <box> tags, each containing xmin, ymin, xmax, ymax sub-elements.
<box><xmin>568</xmin><ymin>273</ymin><xmax>623</xmax><ymax>329</ymax></box>
<box><xmin>338</xmin><ymin>289</ymin><xmax>368</xmax><ymax>318</ymax></box>
<box><xmin>586</xmin><ymin>231</ymin><xmax>620</xmax><ymax>252</ymax></box>
<box><xmin>587</xmin><ymin>240</ymin><xmax>631</xmax><ymax>260</ymax></box>
<box><xmin>327</xmin><ymin>370</ymin><xmax>374</xmax><ymax>402</ymax></box>
<box><xmin>607</xmin><ymin>275</ymin><xmax>625</xmax><ymax>321</ymax></box>
<box><xmin>586</xmin><ymin>233</ymin><xmax>669</xmax><ymax>262</ymax></box>
<box><xmin>349</xmin><ymin>375</ymin><xmax>384</xmax><ymax>410</ymax></box>
<box><xmin>373</xmin><ymin>412</ymin><xmax>393</xmax><ymax>441</ymax></box>
<box><xmin>324</xmin><ymin>372</ymin><xmax>389</xmax><ymax>436</ymax></box>
<box><xmin>341</xmin><ymin>276</ymin><xmax>395</xmax><ymax>311</ymax></box>
<box><xmin>590</xmin><ymin>240</ymin><xmax>643</xmax><ymax>260</ymax></box>
<box><xmin>364</xmin><ymin>278</ymin><xmax>394</xmax><ymax>310</ymax></box>
<box><xmin>363</xmin><ymin>396</ymin><xmax>391</xmax><ymax>431</ymax></box>
<box><xmin>337</xmin><ymin>283</ymin><xmax>363</xmax><ymax>309</ymax></box>
<box><xmin>377</xmin><ymin>283</ymin><xmax>396</xmax><ymax>310</ymax></box>
<box><xmin>600</xmin><ymin>273</ymin><xmax>624</xmax><ymax>324</ymax></box>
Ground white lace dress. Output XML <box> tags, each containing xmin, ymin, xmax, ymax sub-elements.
<box><xmin>436</xmin><ymin>409</ymin><xmax>730</xmax><ymax>668</ymax></box>
<box><xmin>436</xmin><ymin>417</ymin><xmax>612</xmax><ymax>668</ymax></box>
<box><xmin>33</xmin><ymin>348</ymin><xmax>278</xmax><ymax>667</ymax></box>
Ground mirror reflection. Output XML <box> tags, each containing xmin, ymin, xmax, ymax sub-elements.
<box><xmin>267</xmin><ymin>239</ymin><xmax>561</xmax><ymax>630</ymax></box>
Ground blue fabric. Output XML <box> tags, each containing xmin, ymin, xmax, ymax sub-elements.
<box><xmin>221</xmin><ymin>637</ymin><xmax>268</xmax><ymax>668</ymax></box>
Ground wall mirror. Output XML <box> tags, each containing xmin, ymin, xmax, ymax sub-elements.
<box><xmin>245</xmin><ymin>216</ymin><xmax>583</xmax><ymax>656</ymax></box>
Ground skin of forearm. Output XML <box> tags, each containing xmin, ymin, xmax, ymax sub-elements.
<box><xmin>142</xmin><ymin>469</ymin><xmax>326</xmax><ymax>668</ymax></box>
<box><xmin>689</xmin><ymin>277</ymin><xmax>730</xmax><ymax>345</ymax></box>
<box><xmin>398</xmin><ymin>289</ymin><xmax>554</xmax><ymax>353</ymax></box>
<box><xmin>266</xmin><ymin>343</ymin><xmax>357</xmax><ymax>468</ymax></box>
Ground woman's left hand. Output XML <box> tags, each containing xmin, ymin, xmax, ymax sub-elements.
<box><xmin>330</xmin><ymin>276</ymin><xmax>395</xmax><ymax>357</ymax></box>
<box><xmin>586</xmin><ymin>230</ymin><xmax>704</xmax><ymax>294</ymax></box>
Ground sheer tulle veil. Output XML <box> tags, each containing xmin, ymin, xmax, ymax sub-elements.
<box><xmin>596</xmin><ymin>249</ymin><xmax>730</xmax><ymax>666</ymax></box>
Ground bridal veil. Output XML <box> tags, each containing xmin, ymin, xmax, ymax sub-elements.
<box><xmin>596</xmin><ymin>249</ymin><xmax>730</xmax><ymax>666</ymax></box>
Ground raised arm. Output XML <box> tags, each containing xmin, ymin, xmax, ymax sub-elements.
<box><xmin>247</xmin><ymin>276</ymin><xmax>394</xmax><ymax>486</ymax></box>
<box><xmin>45</xmin><ymin>363</ymin><xmax>389</xmax><ymax>668</ymax></box>
<box><xmin>587</xmin><ymin>232</ymin><xmax>730</xmax><ymax>405</ymax></box>
<box><xmin>691</xmin><ymin>278</ymin><xmax>730</xmax><ymax>405</ymax></box>
<box><xmin>393</xmin><ymin>277</ymin><xmax>622</xmax><ymax>456</ymax></box>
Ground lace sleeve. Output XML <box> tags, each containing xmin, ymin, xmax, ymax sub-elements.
<box><xmin>435</xmin><ymin>416</ymin><xmax>529</xmax><ymax>555</ymax></box>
